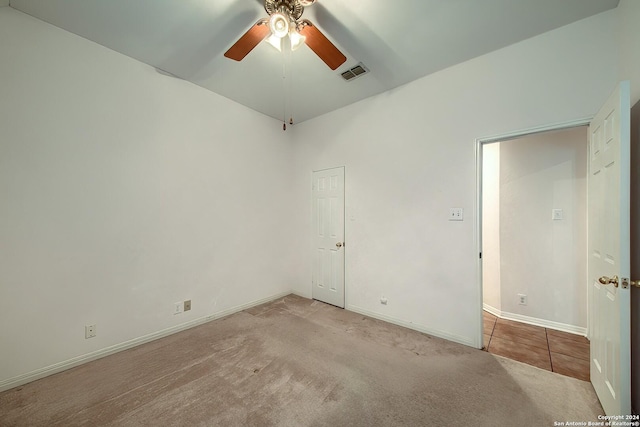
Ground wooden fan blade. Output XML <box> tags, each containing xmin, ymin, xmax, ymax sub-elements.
<box><xmin>224</xmin><ymin>19</ymin><xmax>270</xmax><ymax>61</ymax></box>
<box><xmin>299</xmin><ymin>19</ymin><xmax>346</xmax><ymax>70</ymax></box>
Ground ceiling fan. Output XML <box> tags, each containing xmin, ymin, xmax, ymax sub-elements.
<box><xmin>224</xmin><ymin>0</ymin><xmax>347</xmax><ymax>70</ymax></box>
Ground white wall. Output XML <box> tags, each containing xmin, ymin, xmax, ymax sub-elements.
<box><xmin>290</xmin><ymin>10</ymin><xmax>617</xmax><ymax>347</ymax></box>
<box><xmin>0</xmin><ymin>8</ymin><xmax>294</xmax><ymax>389</ymax></box>
<box><xmin>499</xmin><ymin>127</ymin><xmax>587</xmax><ymax>329</ymax></box>
<box><xmin>482</xmin><ymin>143</ymin><xmax>501</xmax><ymax>312</ymax></box>
<box><xmin>617</xmin><ymin>0</ymin><xmax>640</xmax><ymax>414</ymax></box>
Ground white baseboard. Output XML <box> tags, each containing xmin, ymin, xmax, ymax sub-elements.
<box><xmin>0</xmin><ymin>291</ymin><xmax>292</xmax><ymax>393</ymax></box>
<box><xmin>482</xmin><ymin>303</ymin><xmax>501</xmax><ymax>318</ymax></box>
<box><xmin>483</xmin><ymin>303</ymin><xmax>587</xmax><ymax>336</ymax></box>
<box><xmin>347</xmin><ymin>305</ymin><xmax>476</xmax><ymax>348</ymax></box>
<box><xmin>290</xmin><ymin>290</ymin><xmax>312</xmax><ymax>299</ymax></box>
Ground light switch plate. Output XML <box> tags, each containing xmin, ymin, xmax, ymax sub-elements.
<box><xmin>552</xmin><ymin>209</ymin><xmax>564</xmax><ymax>220</ymax></box>
<box><xmin>174</xmin><ymin>302</ymin><xmax>183</xmax><ymax>315</ymax></box>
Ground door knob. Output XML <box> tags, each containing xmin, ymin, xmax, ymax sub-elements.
<box><xmin>599</xmin><ymin>275</ymin><xmax>619</xmax><ymax>288</ymax></box>
<box><xmin>336</xmin><ymin>242</ymin><xmax>343</xmax><ymax>248</ymax></box>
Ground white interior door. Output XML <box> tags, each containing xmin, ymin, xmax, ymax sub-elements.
<box><xmin>588</xmin><ymin>81</ymin><xmax>631</xmax><ymax>415</ymax></box>
<box><xmin>312</xmin><ymin>167</ymin><xmax>345</xmax><ymax>308</ymax></box>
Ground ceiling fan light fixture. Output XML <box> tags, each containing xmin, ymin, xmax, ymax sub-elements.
<box><xmin>269</xmin><ymin>12</ymin><xmax>289</xmax><ymax>38</ymax></box>
<box><xmin>266</xmin><ymin>33</ymin><xmax>283</xmax><ymax>51</ymax></box>
<box><xmin>289</xmin><ymin>28</ymin><xmax>306</xmax><ymax>51</ymax></box>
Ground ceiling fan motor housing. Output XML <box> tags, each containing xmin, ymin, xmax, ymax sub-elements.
<box><xmin>265</xmin><ymin>0</ymin><xmax>305</xmax><ymax>21</ymax></box>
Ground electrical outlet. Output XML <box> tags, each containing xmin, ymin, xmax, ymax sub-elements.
<box><xmin>184</xmin><ymin>300</ymin><xmax>191</xmax><ymax>311</ymax></box>
<box><xmin>518</xmin><ymin>294</ymin><xmax>527</xmax><ymax>306</ymax></box>
<box><xmin>174</xmin><ymin>302</ymin><xmax>183</xmax><ymax>315</ymax></box>
<box><xmin>449</xmin><ymin>208</ymin><xmax>464</xmax><ymax>221</ymax></box>
<box><xmin>85</xmin><ymin>324</ymin><xmax>96</xmax><ymax>339</ymax></box>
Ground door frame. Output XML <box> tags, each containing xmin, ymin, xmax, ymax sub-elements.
<box><xmin>475</xmin><ymin>118</ymin><xmax>591</xmax><ymax>348</ymax></box>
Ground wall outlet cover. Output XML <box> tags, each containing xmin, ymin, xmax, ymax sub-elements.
<box><xmin>449</xmin><ymin>208</ymin><xmax>464</xmax><ymax>221</ymax></box>
<box><xmin>85</xmin><ymin>324</ymin><xmax>96</xmax><ymax>339</ymax></box>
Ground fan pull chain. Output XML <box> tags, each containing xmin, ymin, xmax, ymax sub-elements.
<box><xmin>288</xmin><ymin>39</ymin><xmax>294</xmax><ymax>126</ymax></box>
<box><xmin>282</xmin><ymin>43</ymin><xmax>287</xmax><ymax>131</ymax></box>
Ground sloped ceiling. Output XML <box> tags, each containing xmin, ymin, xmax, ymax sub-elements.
<box><xmin>9</xmin><ymin>0</ymin><xmax>620</xmax><ymax>123</ymax></box>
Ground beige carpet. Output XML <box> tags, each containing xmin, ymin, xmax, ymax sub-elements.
<box><xmin>0</xmin><ymin>294</ymin><xmax>603</xmax><ymax>426</ymax></box>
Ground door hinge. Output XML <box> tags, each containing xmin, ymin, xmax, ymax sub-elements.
<box><xmin>479</xmin><ymin>252</ymin><xmax>482</xmax><ymax>259</ymax></box>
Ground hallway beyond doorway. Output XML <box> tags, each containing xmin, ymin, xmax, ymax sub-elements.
<box><xmin>483</xmin><ymin>311</ymin><xmax>589</xmax><ymax>381</ymax></box>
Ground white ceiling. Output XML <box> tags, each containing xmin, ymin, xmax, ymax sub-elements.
<box><xmin>9</xmin><ymin>0</ymin><xmax>619</xmax><ymax>124</ymax></box>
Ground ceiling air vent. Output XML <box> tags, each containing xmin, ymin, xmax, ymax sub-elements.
<box><xmin>340</xmin><ymin>63</ymin><xmax>369</xmax><ymax>82</ymax></box>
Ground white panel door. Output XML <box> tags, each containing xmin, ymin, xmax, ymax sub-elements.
<box><xmin>312</xmin><ymin>167</ymin><xmax>345</xmax><ymax>308</ymax></box>
<box><xmin>588</xmin><ymin>82</ymin><xmax>631</xmax><ymax>416</ymax></box>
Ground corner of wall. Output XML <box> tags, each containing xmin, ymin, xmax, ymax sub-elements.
<box><xmin>618</xmin><ymin>0</ymin><xmax>640</xmax><ymax>105</ymax></box>
<box><xmin>0</xmin><ymin>8</ymin><xmax>297</xmax><ymax>387</ymax></box>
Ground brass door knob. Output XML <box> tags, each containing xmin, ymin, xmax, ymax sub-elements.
<box><xmin>599</xmin><ymin>275</ymin><xmax>619</xmax><ymax>287</ymax></box>
<box><xmin>336</xmin><ymin>242</ymin><xmax>343</xmax><ymax>248</ymax></box>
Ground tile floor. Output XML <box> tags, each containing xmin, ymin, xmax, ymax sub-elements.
<box><xmin>483</xmin><ymin>310</ymin><xmax>590</xmax><ymax>381</ymax></box>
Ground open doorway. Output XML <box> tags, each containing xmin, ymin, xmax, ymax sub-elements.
<box><xmin>479</xmin><ymin>124</ymin><xmax>590</xmax><ymax>381</ymax></box>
